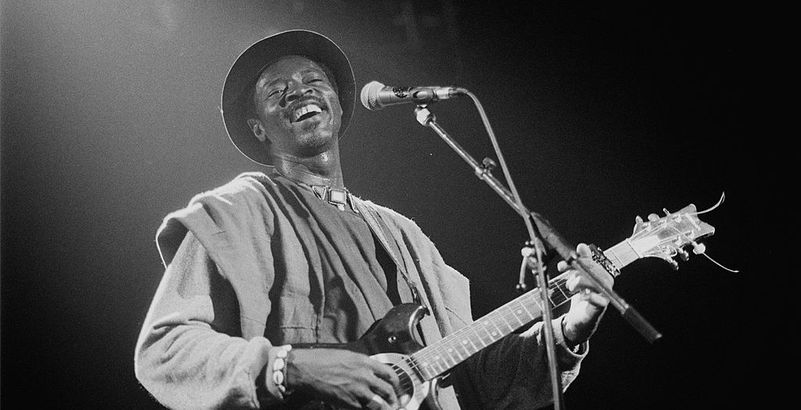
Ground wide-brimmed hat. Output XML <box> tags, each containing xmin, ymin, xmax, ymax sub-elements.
<box><xmin>220</xmin><ymin>29</ymin><xmax>356</xmax><ymax>166</ymax></box>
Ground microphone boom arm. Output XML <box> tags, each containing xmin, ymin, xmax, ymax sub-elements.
<box><xmin>414</xmin><ymin>104</ymin><xmax>566</xmax><ymax>409</ymax></box>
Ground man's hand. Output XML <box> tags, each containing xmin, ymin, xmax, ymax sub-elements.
<box><xmin>286</xmin><ymin>348</ymin><xmax>406</xmax><ymax>409</ymax></box>
<box><xmin>557</xmin><ymin>243</ymin><xmax>615</xmax><ymax>346</ymax></box>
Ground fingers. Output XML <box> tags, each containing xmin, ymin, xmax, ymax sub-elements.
<box><xmin>557</xmin><ymin>243</ymin><xmax>592</xmax><ymax>273</ymax></box>
<box><xmin>562</xmin><ymin>243</ymin><xmax>614</xmax><ymax>284</ymax></box>
<box><xmin>290</xmin><ymin>348</ymin><xmax>404</xmax><ymax>409</ymax></box>
<box><xmin>368</xmin><ymin>374</ymin><xmax>399</xmax><ymax>408</ymax></box>
<box><xmin>584</xmin><ymin>291</ymin><xmax>610</xmax><ymax>308</ymax></box>
<box><xmin>576</xmin><ymin>243</ymin><xmax>592</xmax><ymax>258</ymax></box>
<box><xmin>363</xmin><ymin>360</ymin><xmax>401</xmax><ymax>408</ymax></box>
<box><xmin>364</xmin><ymin>392</ymin><xmax>393</xmax><ymax>410</ymax></box>
<box><xmin>369</xmin><ymin>360</ymin><xmax>401</xmax><ymax>392</ymax></box>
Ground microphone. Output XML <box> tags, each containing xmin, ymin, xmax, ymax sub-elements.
<box><xmin>360</xmin><ymin>81</ymin><xmax>466</xmax><ymax>111</ymax></box>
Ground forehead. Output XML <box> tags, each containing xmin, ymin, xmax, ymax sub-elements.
<box><xmin>255</xmin><ymin>55</ymin><xmax>327</xmax><ymax>86</ymax></box>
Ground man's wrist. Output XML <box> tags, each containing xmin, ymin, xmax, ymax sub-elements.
<box><xmin>263</xmin><ymin>345</ymin><xmax>294</xmax><ymax>401</ymax></box>
<box><xmin>560</xmin><ymin>316</ymin><xmax>582</xmax><ymax>351</ymax></box>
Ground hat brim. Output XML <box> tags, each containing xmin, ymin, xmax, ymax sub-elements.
<box><xmin>221</xmin><ymin>30</ymin><xmax>356</xmax><ymax>166</ymax></box>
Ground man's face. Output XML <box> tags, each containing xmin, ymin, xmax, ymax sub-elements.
<box><xmin>249</xmin><ymin>55</ymin><xmax>343</xmax><ymax>157</ymax></box>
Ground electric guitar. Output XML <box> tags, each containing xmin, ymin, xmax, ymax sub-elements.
<box><xmin>288</xmin><ymin>203</ymin><xmax>716</xmax><ymax>409</ymax></box>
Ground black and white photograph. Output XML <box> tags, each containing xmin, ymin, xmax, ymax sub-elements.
<box><xmin>1</xmin><ymin>1</ymin><xmax>779</xmax><ymax>409</ymax></box>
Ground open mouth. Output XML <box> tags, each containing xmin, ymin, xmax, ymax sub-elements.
<box><xmin>291</xmin><ymin>102</ymin><xmax>325</xmax><ymax>123</ymax></box>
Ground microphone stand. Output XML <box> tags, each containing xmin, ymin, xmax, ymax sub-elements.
<box><xmin>413</xmin><ymin>95</ymin><xmax>661</xmax><ymax>409</ymax></box>
<box><xmin>414</xmin><ymin>104</ymin><xmax>565</xmax><ymax>409</ymax></box>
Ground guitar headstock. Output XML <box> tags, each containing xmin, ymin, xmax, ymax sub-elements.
<box><xmin>628</xmin><ymin>204</ymin><xmax>715</xmax><ymax>270</ymax></box>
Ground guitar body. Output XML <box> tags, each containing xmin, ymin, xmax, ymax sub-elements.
<box><xmin>286</xmin><ymin>303</ymin><xmax>435</xmax><ymax>410</ymax></box>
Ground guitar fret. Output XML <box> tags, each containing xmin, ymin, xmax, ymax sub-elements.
<box><xmin>439</xmin><ymin>345</ymin><xmax>454</xmax><ymax>368</ymax></box>
<box><xmin>607</xmin><ymin>249</ymin><xmax>625</xmax><ymax>271</ymax></box>
<box><xmin>482</xmin><ymin>320</ymin><xmax>496</xmax><ymax>342</ymax></box>
<box><xmin>445</xmin><ymin>341</ymin><xmax>464</xmax><ymax>362</ymax></box>
<box><xmin>510</xmin><ymin>303</ymin><xmax>527</xmax><ymax>327</ymax></box>
<box><xmin>559</xmin><ymin>279</ymin><xmax>574</xmax><ymax>303</ymax></box>
<box><xmin>489</xmin><ymin>316</ymin><xmax>504</xmax><ymax>340</ymax></box>
<box><xmin>431</xmin><ymin>360</ymin><xmax>444</xmax><ymax>376</ymax></box>
<box><xmin>472</xmin><ymin>326</ymin><xmax>489</xmax><ymax>348</ymax></box>
<box><xmin>499</xmin><ymin>308</ymin><xmax>516</xmax><ymax>332</ymax></box>
<box><xmin>457</xmin><ymin>337</ymin><xmax>473</xmax><ymax>357</ymax></box>
<box><xmin>517</xmin><ymin>298</ymin><xmax>536</xmax><ymax>322</ymax></box>
<box><xmin>415</xmin><ymin>357</ymin><xmax>431</xmax><ymax>380</ymax></box>
<box><xmin>466</xmin><ymin>331</ymin><xmax>481</xmax><ymax>351</ymax></box>
<box><xmin>432</xmin><ymin>346</ymin><xmax>450</xmax><ymax>369</ymax></box>
<box><xmin>554</xmin><ymin>281</ymin><xmax>570</xmax><ymax>304</ymax></box>
<box><xmin>606</xmin><ymin>241</ymin><xmax>637</xmax><ymax>272</ymax></box>
<box><xmin>474</xmin><ymin>325</ymin><xmax>490</xmax><ymax>346</ymax></box>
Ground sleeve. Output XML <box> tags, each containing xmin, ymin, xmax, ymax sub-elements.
<box><xmin>134</xmin><ymin>232</ymin><xmax>285</xmax><ymax>409</ymax></box>
<box><xmin>450</xmin><ymin>315</ymin><xmax>588</xmax><ymax>409</ymax></box>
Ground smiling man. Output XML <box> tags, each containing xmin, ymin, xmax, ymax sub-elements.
<box><xmin>247</xmin><ymin>55</ymin><xmax>344</xmax><ymax>174</ymax></box>
<box><xmin>134</xmin><ymin>30</ymin><xmax>613</xmax><ymax>410</ymax></box>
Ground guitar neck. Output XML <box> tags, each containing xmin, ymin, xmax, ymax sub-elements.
<box><xmin>409</xmin><ymin>243</ymin><xmax>634</xmax><ymax>381</ymax></box>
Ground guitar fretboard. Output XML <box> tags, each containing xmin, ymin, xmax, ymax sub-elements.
<box><xmin>408</xmin><ymin>246</ymin><xmax>630</xmax><ymax>381</ymax></box>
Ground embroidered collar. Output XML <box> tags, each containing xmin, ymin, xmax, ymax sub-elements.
<box><xmin>270</xmin><ymin>167</ymin><xmax>357</xmax><ymax>212</ymax></box>
<box><xmin>308</xmin><ymin>185</ymin><xmax>357</xmax><ymax>212</ymax></box>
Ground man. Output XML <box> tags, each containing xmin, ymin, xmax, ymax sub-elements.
<box><xmin>134</xmin><ymin>29</ymin><xmax>613</xmax><ymax>409</ymax></box>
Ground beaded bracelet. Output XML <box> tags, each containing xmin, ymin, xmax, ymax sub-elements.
<box><xmin>271</xmin><ymin>345</ymin><xmax>293</xmax><ymax>398</ymax></box>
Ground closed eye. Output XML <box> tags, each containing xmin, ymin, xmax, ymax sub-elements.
<box><xmin>266</xmin><ymin>87</ymin><xmax>284</xmax><ymax>99</ymax></box>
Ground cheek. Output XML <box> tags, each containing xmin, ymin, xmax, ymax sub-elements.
<box><xmin>260</xmin><ymin>104</ymin><xmax>288</xmax><ymax>126</ymax></box>
<box><xmin>328</xmin><ymin>99</ymin><xmax>344</xmax><ymax>124</ymax></box>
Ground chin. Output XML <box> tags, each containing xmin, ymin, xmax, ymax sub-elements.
<box><xmin>296</xmin><ymin>128</ymin><xmax>337</xmax><ymax>155</ymax></box>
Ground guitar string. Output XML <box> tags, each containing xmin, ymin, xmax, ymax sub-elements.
<box><xmin>408</xmin><ymin>277</ymin><xmax>574</xmax><ymax>377</ymax></box>
<box><xmin>404</xmin><ymin>277</ymin><xmax>573</xmax><ymax>381</ymax></box>
<box><xmin>686</xmin><ymin>192</ymin><xmax>726</xmax><ymax>216</ymax></box>
<box><xmin>409</xmin><ymin>277</ymin><xmax>571</xmax><ymax>368</ymax></box>
<box><xmin>392</xmin><ymin>279</ymin><xmax>577</xmax><ymax>393</ymax></box>
<box><xmin>390</xmin><ymin>363</ymin><xmax>415</xmax><ymax>393</ymax></box>
<box><xmin>664</xmin><ymin>224</ymin><xmax>739</xmax><ymax>273</ymax></box>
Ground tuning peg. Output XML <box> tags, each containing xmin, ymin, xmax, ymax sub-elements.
<box><xmin>647</xmin><ymin>213</ymin><xmax>660</xmax><ymax>222</ymax></box>
<box><xmin>632</xmin><ymin>216</ymin><xmax>644</xmax><ymax>235</ymax></box>
<box><xmin>677</xmin><ymin>248</ymin><xmax>690</xmax><ymax>261</ymax></box>
<box><xmin>691</xmin><ymin>242</ymin><xmax>706</xmax><ymax>255</ymax></box>
<box><xmin>668</xmin><ymin>258</ymin><xmax>679</xmax><ymax>270</ymax></box>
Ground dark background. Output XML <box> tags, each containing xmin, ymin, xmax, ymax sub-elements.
<box><xmin>1</xmin><ymin>1</ymin><xmax>782</xmax><ymax>409</ymax></box>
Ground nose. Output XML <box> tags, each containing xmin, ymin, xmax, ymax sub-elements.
<box><xmin>282</xmin><ymin>81</ymin><xmax>313</xmax><ymax>105</ymax></box>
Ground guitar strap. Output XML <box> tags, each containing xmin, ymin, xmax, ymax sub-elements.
<box><xmin>354</xmin><ymin>199</ymin><xmax>466</xmax><ymax>410</ymax></box>
<box><xmin>353</xmin><ymin>199</ymin><xmax>425</xmax><ymax>308</ymax></box>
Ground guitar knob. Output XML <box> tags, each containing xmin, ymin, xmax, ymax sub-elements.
<box><xmin>388</xmin><ymin>335</ymin><xmax>398</xmax><ymax>345</ymax></box>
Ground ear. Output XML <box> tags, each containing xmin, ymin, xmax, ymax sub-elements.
<box><xmin>246</xmin><ymin>118</ymin><xmax>267</xmax><ymax>143</ymax></box>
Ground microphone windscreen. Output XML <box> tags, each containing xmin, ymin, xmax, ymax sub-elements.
<box><xmin>360</xmin><ymin>81</ymin><xmax>384</xmax><ymax>111</ymax></box>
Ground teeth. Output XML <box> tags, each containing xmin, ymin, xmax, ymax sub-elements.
<box><xmin>293</xmin><ymin>104</ymin><xmax>323</xmax><ymax>121</ymax></box>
